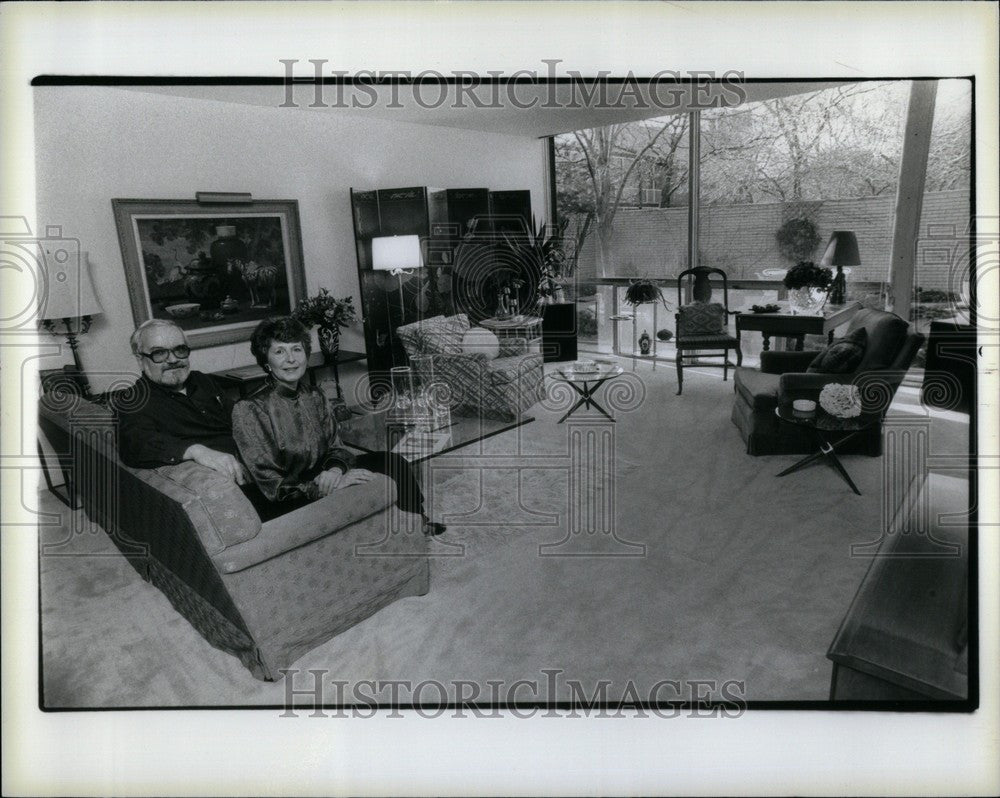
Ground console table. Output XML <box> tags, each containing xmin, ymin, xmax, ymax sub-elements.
<box><xmin>736</xmin><ymin>301</ymin><xmax>861</xmax><ymax>351</ymax></box>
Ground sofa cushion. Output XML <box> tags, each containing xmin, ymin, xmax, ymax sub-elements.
<box><xmin>807</xmin><ymin>327</ymin><xmax>868</xmax><ymax>374</ymax></box>
<box><xmin>218</xmin><ymin>474</ymin><xmax>398</xmax><ymax>573</ymax></box>
<box><xmin>848</xmin><ymin>308</ymin><xmax>909</xmax><ymax>371</ymax></box>
<box><xmin>733</xmin><ymin>367</ymin><xmax>781</xmax><ymax>411</ymax></box>
<box><xmin>677</xmin><ymin>302</ymin><xmax>726</xmax><ymax>336</ymax></box>
<box><xmin>462</xmin><ymin>327</ymin><xmax>500</xmax><ymax>360</ymax></box>
<box><xmin>395</xmin><ymin>316</ymin><xmax>441</xmax><ymax>359</ymax></box>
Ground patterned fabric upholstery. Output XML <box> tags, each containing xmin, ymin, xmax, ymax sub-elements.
<box><xmin>397</xmin><ymin>316</ymin><xmax>544</xmax><ymax>419</ymax></box>
<box><xmin>38</xmin><ymin>393</ymin><xmax>430</xmax><ymax>681</ymax></box>
<box><xmin>677</xmin><ymin>302</ymin><xmax>727</xmax><ymax>337</ymax></box>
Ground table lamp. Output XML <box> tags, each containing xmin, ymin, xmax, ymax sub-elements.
<box><xmin>39</xmin><ymin>250</ymin><xmax>104</xmax><ymax>398</ymax></box>
<box><xmin>822</xmin><ymin>231</ymin><xmax>860</xmax><ymax>306</ymax></box>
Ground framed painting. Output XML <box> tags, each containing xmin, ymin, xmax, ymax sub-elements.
<box><xmin>112</xmin><ymin>198</ymin><xmax>307</xmax><ymax>348</ymax></box>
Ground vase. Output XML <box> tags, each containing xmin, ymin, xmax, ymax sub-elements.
<box><xmin>638</xmin><ymin>329</ymin><xmax>651</xmax><ymax>355</ymax></box>
<box><xmin>317</xmin><ymin>327</ymin><xmax>340</xmax><ymax>362</ymax></box>
<box><xmin>209</xmin><ymin>225</ymin><xmax>248</xmax><ymax>271</ymax></box>
<box><xmin>787</xmin><ymin>287</ymin><xmax>826</xmax><ymax>315</ymax></box>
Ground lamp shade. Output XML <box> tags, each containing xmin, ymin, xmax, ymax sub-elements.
<box><xmin>39</xmin><ymin>250</ymin><xmax>104</xmax><ymax>321</ymax></box>
<box><xmin>372</xmin><ymin>235</ymin><xmax>422</xmax><ymax>272</ymax></box>
<box><xmin>826</xmin><ymin>231</ymin><xmax>861</xmax><ymax>266</ymax></box>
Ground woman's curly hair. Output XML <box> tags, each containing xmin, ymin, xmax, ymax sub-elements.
<box><xmin>250</xmin><ymin>316</ymin><xmax>312</xmax><ymax>369</ymax></box>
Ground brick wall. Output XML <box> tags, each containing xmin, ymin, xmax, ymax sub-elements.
<box><xmin>572</xmin><ymin>190</ymin><xmax>971</xmax><ymax>292</ymax></box>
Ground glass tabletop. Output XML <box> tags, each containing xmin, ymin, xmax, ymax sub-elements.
<box><xmin>339</xmin><ymin>408</ymin><xmax>533</xmax><ymax>463</ymax></box>
<box><xmin>775</xmin><ymin>404</ymin><xmax>879</xmax><ymax>432</ymax></box>
<box><xmin>552</xmin><ymin>362</ymin><xmax>624</xmax><ymax>383</ymax></box>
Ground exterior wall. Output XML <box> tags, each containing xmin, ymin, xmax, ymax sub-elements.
<box><xmin>573</xmin><ymin>190</ymin><xmax>971</xmax><ymax>292</ymax></box>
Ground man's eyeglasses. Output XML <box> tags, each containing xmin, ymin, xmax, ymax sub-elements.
<box><xmin>140</xmin><ymin>345</ymin><xmax>191</xmax><ymax>363</ymax></box>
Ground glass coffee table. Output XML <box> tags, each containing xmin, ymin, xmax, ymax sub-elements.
<box><xmin>551</xmin><ymin>362</ymin><xmax>625</xmax><ymax>423</ymax></box>
<box><xmin>339</xmin><ymin>408</ymin><xmax>534</xmax><ymax>464</ymax></box>
<box><xmin>774</xmin><ymin>405</ymin><xmax>880</xmax><ymax>495</ymax></box>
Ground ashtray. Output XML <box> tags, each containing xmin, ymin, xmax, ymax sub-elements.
<box><xmin>792</xmin><ymin>399</ymin><xmax>817</xmax><ymax>415</ymax></box>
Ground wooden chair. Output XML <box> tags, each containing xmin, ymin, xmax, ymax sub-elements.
<box><xmin>674</xmin><ymin>266</ymin><xmax>742</xmax><ymax>395</ymax></box>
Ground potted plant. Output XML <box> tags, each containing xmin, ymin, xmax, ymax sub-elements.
<box><xmin>782</xmin><ymin>261</ymin><xmax>833</xmax><ymax>315</ymax></box>
<box><xmin>624</xmin><ymin>277</ymin><xmax>669</xmax><ymax>308</ymax></box>
<box><xmin>292</xmin><ymin>288</ymin><xmax>357</xmax><ymax>361</ymax></box>
<box><xmin>502</xmin><ymin>217</ymin><xmax>569</xmax><ymax>308</ymax></box>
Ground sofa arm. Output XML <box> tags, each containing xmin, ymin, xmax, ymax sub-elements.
<box><xmin>499</xmin><ymin>337</ymin><xmax>528</xmax><ymax>357</ymax></box>
<box><xmin>760</xmin><ymin>350</ymin><xmax>819</xmax><ymax>374</ymax></box>
<box><xmin>141</xmin><ymin>461</ymin><xmax>262</xmax><ymax>550</ymax></box>
<box><xmin>218</xmin><ymin>474</ymin><xmax>398</xmax><ymax>573</ymax></box>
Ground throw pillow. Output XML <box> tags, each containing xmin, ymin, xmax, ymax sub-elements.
<box><xmin>677</xmin><ymin>302</ymin><xmax>726</xmax><ymax>336</ymax></box>
<box><xmin>461</xmin><ymin>327</ymin><xmax>500</xmax><ymax>360</ymax></box>
<box><xmin>421</xmin><ymin>314</ymin><xmax>470</xmax><ymax>355</ymax></box>
<box><xmin>807</xmin><ymin>327</ymin><xmax>868</xmax><ymax>374</ymax></box>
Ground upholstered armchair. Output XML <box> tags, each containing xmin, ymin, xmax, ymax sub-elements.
<box><xmin>731</xmin><ymin>308</ymin><xmax>924</xmax><ymax>456</ymax></box>
<box><xmin>396</xmin><ymin>314</ymin><xmax>545</xmax><ymax>420</ymax></box>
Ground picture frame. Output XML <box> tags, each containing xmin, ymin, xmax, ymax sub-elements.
<box><xmin>112</xmin><ymin>198</ymin><xmax>307</xmax><ymax>348</ymax></box>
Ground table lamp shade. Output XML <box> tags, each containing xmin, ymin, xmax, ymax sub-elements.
<box><xmin>826</xmin><ymin>231</ymin><xmax>861</xmax><ymax>266</ymax></box>
<box><xmin>372</xmin><ymin>235</ymin><xmax>422</xmax><ymax>273</ymax></box>
<box><xmin>39</xmin><ymin>250</ymin><xmax>104</xmax><ymax>320</ymax></box>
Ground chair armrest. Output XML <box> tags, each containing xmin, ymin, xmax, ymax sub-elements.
<box><xmin>760</xmin><ymin>350</ymin><xmax>819</xmax><ymax>374</ymax></box>
<box><xmin>499</xmin><ymin>337</ymin><xmax>528</xmax><ymax>357</ymax></box>
<box><xmin>218</xmin><ymin>474</ymin><xmax>397</xmax><ymax>573</ymax></box>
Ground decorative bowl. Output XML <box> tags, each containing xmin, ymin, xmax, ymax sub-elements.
<box><xmin>751</xmin><ymin>303</ymin><xmax>781</xmax><ymax>314</ymax></box>
<box><xmin>165</xmin><ymin>303</ymin><xmax>200</xmax><ymax>318</ymax></box>
<box><xmin>572</xmin><ymin>359</ymin><xmax>598</xmax><ymax>373</ymax></box>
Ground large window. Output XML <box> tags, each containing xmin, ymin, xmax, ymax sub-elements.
<box><xmin>551</xmin><ymin>80</ymin><xmax>968</xmax><ymax>360</ymax></box>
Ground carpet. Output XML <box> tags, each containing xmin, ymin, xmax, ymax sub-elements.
<box><xmin>38</xmin><ymin>362</ymin><xmax>968</xmax><ymax>707</ymax></box>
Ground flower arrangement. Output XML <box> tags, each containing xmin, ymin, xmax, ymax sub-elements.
<box><xmin>501</xmin><ymin>217</ymin><xmax>568</xmax><ymax>307</ymax></box>
<box><xmin>783</xmin><ymin>261</ymin><xmax>833</xmax><ymax>291</ymax></box>
<box><xmin>819</xmin><ymin>383</ymin><xmax>862</xmax><ymax>418</ymax></box>
<box><xmin>292</xmin><ymin>288</ymin><xmax>357</xmax><ymax>357</ymax></box>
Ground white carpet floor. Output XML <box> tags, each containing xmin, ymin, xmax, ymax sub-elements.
<box><xmin>38</xmin><ymin>359</ymin><xmax>970</xmax><ymax>707</ymax></box>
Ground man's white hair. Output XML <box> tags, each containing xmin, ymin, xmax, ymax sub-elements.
<box><xmin>130</xmin><ymin>319</ymin><xmax>187</xmax><ymax>355</ymax></box>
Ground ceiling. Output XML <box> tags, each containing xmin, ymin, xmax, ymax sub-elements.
<box><xmin>121</xmin><ymin>80</ymin><xmax>856</xmax><ymax>138</ymax></box>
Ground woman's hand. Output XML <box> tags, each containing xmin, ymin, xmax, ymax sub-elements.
<box><xmin>313</xmin><ymin>467</ymin><xmax>344</xmax><ymax>496</ymax></box>
<box><xmin>313</xmin><ymin>467</ymin><xmax>375</xmax><ymax>496</ymax></box>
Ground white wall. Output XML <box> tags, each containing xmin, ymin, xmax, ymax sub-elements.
<box><xmin>33</xmin><ymin>86</ymin><xmax>547</xmax><ymax>391</ymax></box>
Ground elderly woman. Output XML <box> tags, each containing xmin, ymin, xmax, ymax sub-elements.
<box><xmin>232</xmin><ymin>316</ymin><xmax>444</xmax><ymax>534</ymax></box>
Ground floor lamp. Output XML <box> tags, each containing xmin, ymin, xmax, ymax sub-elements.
<box><xmin>39</xmin><ymin>250</ymin><xmax>104</xmax><ymax>398</ymax></box>
<box><xmin>372</xmin><ymin>234</ymin><xmax>423</xmax><ymax>363</ymax></box>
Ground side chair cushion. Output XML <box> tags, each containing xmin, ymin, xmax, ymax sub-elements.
<box><xmin>807</xmin><ymin>327</ymin><xmax>868</xmax><ymax>374</ymax></box>
<box><xmin>677</xmin><ymin>302</ymin><xmax>726</xmax><ymax>336</ymax></box>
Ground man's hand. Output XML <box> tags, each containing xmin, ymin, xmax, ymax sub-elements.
<box><xmin>183</xmin><ymin>444</ymin><xmax>247</xmax><ymax>485</ymax></box>
<box><xmin>313</xmin><ymin>467</ymin><xmax>375</xmax><ymax>496</ymax></box>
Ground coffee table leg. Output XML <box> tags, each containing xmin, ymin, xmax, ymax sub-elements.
<box><xmin>557</xmin><ymin>378</ymin><xmax>616</xmax><ymax>424</ymax></box>
<box><xmin>776</xmin><ymin>427</ymin><xmax>867</xmax><ymax>494</ymax></box>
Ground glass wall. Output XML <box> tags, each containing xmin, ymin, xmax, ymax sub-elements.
<box><xmin>551</xmin><ymin>80</ymin><xmax>950</xmax><ymax>363</ymax></box>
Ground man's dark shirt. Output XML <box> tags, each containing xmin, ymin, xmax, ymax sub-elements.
<box><xmin>116</xmin><ymin>371</ymin><xmax>239</xmax><ymax>468</ymax></box>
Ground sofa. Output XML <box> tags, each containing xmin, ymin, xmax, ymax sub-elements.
<box><xmin>396</xmin><ymin>313</ymin><xmax>545</xmax><ymax>420</ymax></box>
<box><xmin>731</xmin><ymin>308</ymin><xmax>924</xmax><ymax>456</ymax></box>
<box><xmin>38</xmin><ymin>391</ymin><xmax>429</xmax><ymax>681</ymax></box>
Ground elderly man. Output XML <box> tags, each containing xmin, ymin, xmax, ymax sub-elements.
<box><xmin>117</xmin><ymin>319</ymin><xmax>246</xmax><ymax>483</ymax></box>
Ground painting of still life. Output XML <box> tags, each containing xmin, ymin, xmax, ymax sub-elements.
<box><xmin>113</xmin><ymin>199</ymin><xmax>306</xmax><ymax>348</ymax></box>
